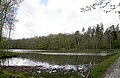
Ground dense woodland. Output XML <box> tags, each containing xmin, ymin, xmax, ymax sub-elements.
<box><xmin>3</xmin><ymin>23</ymin><xmax>120</xmax><ymax>50</ymax></box>
<box><xmin>0</xmin><ymin>0</ymin><xmax>120</xmax><ymax>51</ymax></box>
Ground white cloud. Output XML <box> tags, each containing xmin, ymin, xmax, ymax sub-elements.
<box><xmin>13</xmin><ymin>0</ymin><xmax>120</xmax><ymax>39</ymax></box>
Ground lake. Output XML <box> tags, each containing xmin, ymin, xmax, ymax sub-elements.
<box><xmin>0</xmin><ymin>49</ymin><xmax>112</xmax><ymax>70</ymax></box>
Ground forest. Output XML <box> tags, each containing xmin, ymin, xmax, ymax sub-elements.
<box><xmin>1</xmin><ymin>0</ymin><xmax>120</xmax><ymax>78</ymax></box>
<box><xmin>3</xmin><ymin>23</ymin><xmax>120</xmax><ymax>50</ymax></box>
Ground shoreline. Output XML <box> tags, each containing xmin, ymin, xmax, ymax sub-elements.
<box><xmin>0</xmin><ymin>63</ymin><xmax>94</xmax><ymax>78</ymax></box>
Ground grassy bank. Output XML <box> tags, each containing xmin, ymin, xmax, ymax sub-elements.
<box><xmin>0</xmin><ymin>69</ymin><xmax>83</xmax><ymax>78</ymax></box>
<box><xmin>0</xmin><ymin>51</ymin><xmax>18</xmax><ymax>58</ymax></box>
<box><xmin>89</xmin><ymin>52</ymin><xmax>120</xmax><ymax>78</ymax></box>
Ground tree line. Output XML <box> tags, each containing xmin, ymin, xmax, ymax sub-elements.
<box><xmin>0</xmin><ymin>0</ymin><xmax>119</xmax><ymax>51</ymax></box>
<box><xmin>3</xmin><ymin>23</ymin><xmax>120</xmax><ymax>50</ymax></box>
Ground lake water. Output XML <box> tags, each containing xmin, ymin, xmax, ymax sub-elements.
<box><xmin>0</xmin><ymin>49</ymin><xmax>112</xmax><ymax>70</ymax></box>
<box><xmin>4</xmin><ymin>49</ymin><xmax>112</xmax><ymax>56</ymax></box>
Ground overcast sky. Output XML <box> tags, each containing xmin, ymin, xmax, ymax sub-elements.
<box><xmin>12</xmin><ymin>0</ymin><xmax>120</xmax><ymax>39</ymax></box>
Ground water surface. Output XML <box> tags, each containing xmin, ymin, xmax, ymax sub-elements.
<box><xmin>0</xmin><ymin>49</ymin><xmax>111</xmax><ymax>70</ymax></box>
<box><xmin>5</xmin><ymin>49</ymin><xmax>112</xmax><ymax>56</ymax></box>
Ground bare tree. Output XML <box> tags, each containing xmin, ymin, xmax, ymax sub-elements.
<box><xmin>0</xmin><ymin>0</ymin><xmax>23</xmax><ymax>50</ymax></box>
<box><xmin>80</xmin><ymin>0</ymin><xmax>120</xmax><ymax>19</ymax></box>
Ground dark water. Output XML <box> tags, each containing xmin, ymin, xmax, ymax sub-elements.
<box><xmin>0</xmin><ymin>49</ymin><xmax>111</xmax><ymax>69</ymax></box>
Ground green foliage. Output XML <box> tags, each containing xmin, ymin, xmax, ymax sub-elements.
<box><xmin>0</xmin><ymin>71</ymin><xmax>7</xmax><ymax>78</ymax></box>
<box><xmin>3</xmin><ymin>23</ymin><xmax>120</xmax><ymax>50</ymax></box>
<box><xmin>37</xmin><ymin>72</ymin><xmax>83</xmax><ymax>78</ymax></box>
<box><xmin>0</xmin><ymin>69</ymin><xmax>83</xmax><ymax>78</ymax></box>
<box><xmin>0</xmin><ymin>0</ymin><xmax>23</xmax><ymax>50</ymax></box>
<box><xmin>0</xmin><ymin>51</ymin><xmax>18</xmax><ymax>58</ymax></box>
<box><xmin>89</xmin><ymin>52</ymin><xmax>120</xmax><ymax>78</ymax></box>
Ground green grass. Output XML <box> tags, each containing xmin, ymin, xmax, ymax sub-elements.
<box><xmin>89</xmin><ymin>52</ymin><xmax>120</xmax><ymax>78</ymax></box>
<box><xmin>0</xmin><ymin>51</ymin><xmax>18</xmax><ymax>58</ymax></box>
<box><xmin>22</xmin><ymin>72</ymin><xmax>83</xmax><ymax>78</ymax></box>
<box><xmin>0</xmin><ymin>70</ymin><xmax>83</xmax><ymax>78</ymax></box>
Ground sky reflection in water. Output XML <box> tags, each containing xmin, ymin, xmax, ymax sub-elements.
<box><xmin>0</xmin><ymin>57</ymin><xmax>80</xmax><ymax>70</ymax></box>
